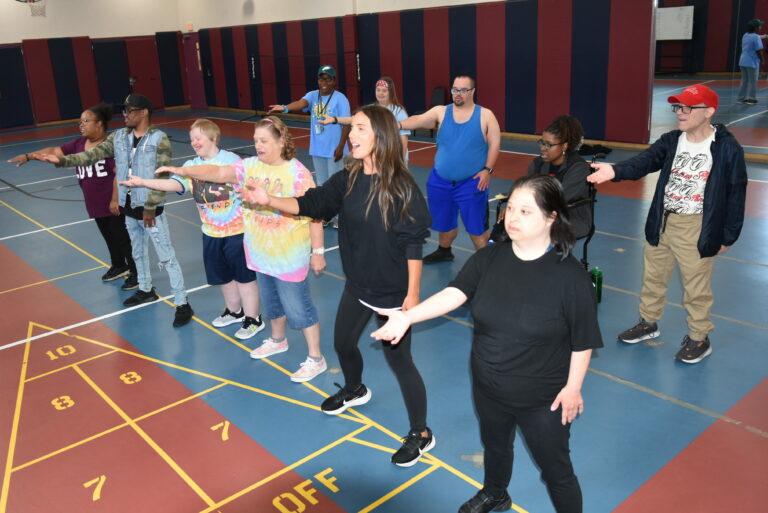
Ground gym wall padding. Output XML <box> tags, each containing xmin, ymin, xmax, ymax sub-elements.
<box><xmin>198</xmin><ymin>30</ymin><xmax>216</xmax><ymax>108</ymax></box>
<box><xmin>70</xmin><ymin>37</ymin><xmax>100</xmax><ymax>110</ymax></box>
<box><xmin>125</xmin><ymin>37</ymin><xmax>165</xmax><ymax>110</ymax></box>
<box><xmin>155</xmin><ymin>32</ymin><xmax>186</xmax><ymax>107</ymax></box>
<box><xmin>231</xmin><ymin>26</ymin><xmax>252</xmax><ymax>110</ymax></box>
<box><xmin>219</xmin><ymin>27</ymin><xmax>240</xmax><ymax>109</ymax></box>
<box><xmin>244</xmin><ymin>25</ymin><xmax>264</xmax><ymax>110</ymax></box>
<box><xmin>21</xmin><ymin>39</ymin><xmax>60</xmax><ymax>123</ymax></box>
<box><xmin>0</xmin><ymin>46</ymin><xmax>34</xmax><ymax>128</ymax></box>
<box><xmin>92</xmin><ymin>40</ymin><xmax>130</xmax><ymax>106</ymax></box>
<box><xmin>47</xmin><ymin>38</ymin><xmax>83</xmax><ymax>121</ymax></box>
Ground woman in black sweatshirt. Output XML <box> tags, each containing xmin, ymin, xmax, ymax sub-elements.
<box><xmin>240</xmin><ymin>104</ymin><xmax>435</xmax><ymax>468</ymax></box>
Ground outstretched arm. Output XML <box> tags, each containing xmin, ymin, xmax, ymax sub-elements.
<box><xmin>156</xmin><ymin>164</ymin><xmax>237</xmax><ymax>184</ymax></box>
<box><xmin>318</xmin><ymin>115</ymin><xmax>352</xmax><ymax>126</ymax></box>
<box><xmin>371</xmin><ymin>287</ymin><xmax>467</xmax><ymax>344</ymax></box>
<box><xmin>9</xmin><ymin>146</ymin><xmax>64</xmax><ymax>167</ymax></box>
<box><xmin>239</xmin><ymin>177</ymin><xmax>300</xmax><ymax>215</ymax></box>
<box><xmin>399</xmin><ymin>106</ymin><xmax>445</xmax><ymax>131</ymax></box>
<box><xmin>266</xmin><ymin>99</ymin><xmax>310</xmax><ymax>115</ymax></box>
<box><xmin>120</xmin><ymin>174</ymin><xmax>184</xmax><ymax>193</ymax></box>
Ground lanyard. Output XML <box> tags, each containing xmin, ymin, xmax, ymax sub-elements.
<box><xmin>317</xmin><ymin>90</ymin><xmax>334</xmax><ymax>117</ymax></box>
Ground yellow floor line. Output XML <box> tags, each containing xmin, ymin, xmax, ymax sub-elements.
<box><xmin>0</xmin><ymin>266</ymin><xmax>102</xmax><ymax>295</ymax></box>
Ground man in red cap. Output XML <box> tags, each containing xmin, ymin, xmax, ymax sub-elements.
<box><xmin>587</xmin><ymin>85</ymin><xmax>748</xmax><ymax>364</ymax></box>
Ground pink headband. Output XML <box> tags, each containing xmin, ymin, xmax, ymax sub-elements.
<box><xmin>376</xmin><ymin>80</ymin><xmax>388</xmax><ymax>88</ymax></box>
<box><xmin>262</xmin><ymin>118</ymin><xmax>274</xmax><ymax>124</ymax></box>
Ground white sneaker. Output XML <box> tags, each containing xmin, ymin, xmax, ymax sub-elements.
<box><xmin>211</xmin><ymin>308</ymin><xmax>244</xmax><ymax>328</ymax></box>
<box><xmin>235</xmin><ymin>315</ymin><xmax>266</xmax><ymax>340</ymax></box>
<box><xmin>249</xmin><ymin>337</ymin><xmax>288</xmax><ymax>359</ymax></box>
<box><xmin>290</xmin><ymin>356</ymin><xmax>327</xmax><ymax>382</ymax></box>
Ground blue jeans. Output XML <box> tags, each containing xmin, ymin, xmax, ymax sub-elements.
<box><xmin>256</xmin><ymin>272</ymin><xmax>318</xmax><ymax>329</ymax></box>
<box><xmin>311</xmin><ymin>156</ymin><xmax>344</xmax><ymax>186</ymax></box>
<box><xmin>124</xmin><ymin>213</ymin><xmax>188</xmax><ymax>305</ymax></box>
<box><xmin>738</xmin><ymin>66</ymin><xmax>758</xmax><ymax>100</ymax></box>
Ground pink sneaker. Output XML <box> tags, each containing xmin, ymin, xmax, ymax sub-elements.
<box><xmin>249</xmin><ymin>337</ymin><xmax>289</xmax><ymax>359</ymax></box>
<box><xmin>290</xmin><ymin>356</ymin><xmax>327</xmax><ymax>382</ymax></box>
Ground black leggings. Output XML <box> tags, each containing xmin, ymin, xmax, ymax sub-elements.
<box><xmin>334</xmin><ymin>288</ymin><xmax>428</xmax><ymax>432</ymax></box>
<box><xmin>473</xmin><ymin>384</ymin><xmax>582</xmax><ymax>513</ymax></box>
<box><xmin>94</xmin><ymin>214</ymin><xmax>135</xmax><ymax>273</ymax></box>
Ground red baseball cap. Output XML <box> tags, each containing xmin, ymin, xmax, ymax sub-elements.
<box><xmin>667</xmin><ymin>85</ymin><xmax>718</xmax><ymax>110</ymax></box>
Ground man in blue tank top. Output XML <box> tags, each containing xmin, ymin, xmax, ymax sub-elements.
<box><xmin>400</xmin><ymin>75</ymin><xmax>501</xmax><ymax>262</ymax></box>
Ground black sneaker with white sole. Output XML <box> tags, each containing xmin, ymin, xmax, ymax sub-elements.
<box><xmin>211</xmin><ymin>307</ymin><xmax>244</xmax><ymax>328</ymax></box>
<box><xmin>321</xmin><ymin>383</ymin><xmax>372</xmax><ymax>415</ymax></box>
<box><xmin>618</xmin><ymin>318</ymin><xmax>660</xmax><ymax>344</ymax></box>
<box><xmin>391</xmin><ymin>428</ymin><xmax>436</xmax><ymax>467</ymax></box>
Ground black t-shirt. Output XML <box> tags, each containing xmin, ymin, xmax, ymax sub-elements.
<box><xmin>297</xmin><ymin>169</ymin><xmax>431</xmax><ymax>308</ymax></box>
<box><xmin>449</xmin><ymin>242</ymin><xmax>603</xmax><ymax>408</ymax></box>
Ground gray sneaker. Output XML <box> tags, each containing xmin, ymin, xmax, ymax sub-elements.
<box><xmin>618</xmin><ymin>319</ymin><xmax>660</xmax><ymax>344</ymax></box>
<box><xmin>674</xmin><ymin>336</ymin><xmax>712</xmax><ymax>364</ymax></box>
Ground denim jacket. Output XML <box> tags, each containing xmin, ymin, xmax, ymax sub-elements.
<box><xmin>57</xmin><ymin>126</ymin><xmax>172</xmax><ymax>212</ymax></box>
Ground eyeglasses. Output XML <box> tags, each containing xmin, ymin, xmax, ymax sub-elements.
<box><xmin>77</xmin><ymin>119</ymin><xmax>95</xmax><ymax>126</ymax></box>
<box><xmin>670</xmin><ymin>104</ymin><xmax>709</xmax><ymax>114</ymax></box>
<box><xmin>450</xmin><ymin>87</ymin><xmax>474</xmax><ymax>95</ymax></box>
<box><xmin>123</xmin><ymin>107</ymin><xmax>142</xmax><ymax>115</ymax></box>
<box><xmin>537</xmin><ymin>139</ymin><xmax>563</xmax><ymax>150</ymax></box>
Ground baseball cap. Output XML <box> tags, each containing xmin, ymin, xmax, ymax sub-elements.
<box><xmin>667</xmin><ymin>85</ymin><xmax>718</xmax><ymax>110</ymax></box>
<box><xmin>747</xmin><ymin>19</ymin><xmax>765</xmax><ymax>30</ymax></box>
<box><xmin>317</xmin><ymin>65</ymin><xmax>336</xmax><ymax>78</ymax></box>
<box><xmin>120</xmin><ymin>93</ymin><xmax>153</xmax><ymax>112</ymax></box>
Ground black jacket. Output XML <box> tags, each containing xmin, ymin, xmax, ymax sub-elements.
<box><xmin>527</xmin><ymin>152</ymin><xmax>593</xmax><ymax>239</ymax></box>
<box><xmin>613</xmin><ymin>125</ymin><xmax>747</xmax><ymax>257</ymax></box>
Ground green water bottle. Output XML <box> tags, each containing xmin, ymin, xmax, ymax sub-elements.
<box><xmin>590</xmin><ymin>267</ymin><xmax>603</xmax><ymax>303</ymax></box>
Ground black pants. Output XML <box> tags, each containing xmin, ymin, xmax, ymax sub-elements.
<box><xmin>334</xmin><ymin>288</ymin><xmax>428</xmax><ymax>432</ymax></box>
<box><xmin>473</xmin><ymin>384</ymin><xmax>582</xmax><ymax>513</ymax></box>
<box><xmin>94</xmin><ymin>214</ymin><xmax>136</xmax><ymax>273</ymax></box>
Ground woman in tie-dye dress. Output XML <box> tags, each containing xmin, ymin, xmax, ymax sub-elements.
<box><xmin>156</xmin><ymin>116</ymin><xmax>328</xmax><ymax>383</ymax></box>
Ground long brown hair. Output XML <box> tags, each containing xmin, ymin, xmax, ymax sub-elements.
<box><xmin>345</xmin><ymin>104</ymin><xmax>417</xmax><ymax>230</ymax></box>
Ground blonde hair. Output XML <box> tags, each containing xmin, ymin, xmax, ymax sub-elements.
<box><xmin>254</xmin><ymin>116</ymin><xmax>296</xmax><ymax>160</ymax></box>
<box><xmin>190</xmin><ymin>118</ymin><xmax>221</xmax><ymax>144</ymax></box>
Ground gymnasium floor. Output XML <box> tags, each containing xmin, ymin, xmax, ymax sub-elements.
<box><xmin>1</xmin><ymin>78</ymin><xmax>766</xmax><ymax>513</ymax></box>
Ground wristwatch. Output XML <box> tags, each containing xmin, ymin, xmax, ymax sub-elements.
<box><xmin>482</xmin><ymin>166</ymin><xmax>494</xmax><ymax>175</ymax></box>
<box><xmin>311</xmin><ymin>247</ymin><xmax>325</xmax><ymax>255</ymax></box>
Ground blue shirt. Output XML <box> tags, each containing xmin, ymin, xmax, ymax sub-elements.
<box><xmin>434</xmin><ymin>105</ymin><xmax>488</xmax><ymax>181</ymax></box>
<box><xmin>302</xmin><ymin>89</ymin><xmax>351</xmax><ymax>158</ymax></box>
<box><xmin>739</xmin><ymin>32</ymin><xmax>764</xmax><ymax>68</ymax></box>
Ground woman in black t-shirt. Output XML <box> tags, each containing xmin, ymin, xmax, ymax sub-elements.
<box><xmin>240</xmin><ymin>104</ymin><xmax>435</xmax><ymax>469</ymax></box>
<box><xmin>373</xmin><ymin>174</ymin><xmax>602</xmax><ymax>513</ymax></box>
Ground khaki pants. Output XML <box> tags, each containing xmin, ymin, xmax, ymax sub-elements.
<box><xmin>639</xmin><ymin>212</ymin><xmax>716</xmax><ymax>340</ymax></box>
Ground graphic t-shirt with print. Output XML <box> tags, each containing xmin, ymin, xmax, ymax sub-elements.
<box><xmin>234</xmin><ymin>157</ymin><xmax>315</xmax><ymax>282</ymax></box>
<box><xmin>664</xmin><ymin>127</ymin><xmax>715</xmax><ymax>214</ymax></box>
<box><xmin>172</xmin><ymin>149</ymin><xmax>242</xmax><ymax>237</ymax></box>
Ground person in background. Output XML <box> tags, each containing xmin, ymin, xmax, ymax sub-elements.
<box><xmin>239</xmin><ymin>105</ymin><xmax>436</xmax><ymax>467</ymax></box>
<box><xmin>319</xmin><ymin>75</ymin><xmax>410</xmax><ymax>161</ymax></box>
<box><xmin>267</xmin><ymin>64</ymin><xmax>351</xmax><ymax>186</ymax></box>
<box><xmin>589</xmin><ymin>85</ymin><xmax>748</xmax><ymax>364</ymax></box>
<box><xmin>525</xmin><ymin>115</ymin><xmax>592</xmax><ymax>239</ymax></box>
<box><xmin>35</xmin><ymin>94</ymin><xmax>193</xmax><ymax>327</ymax></box>
<box><xmin>155</xmin><ymin>116</ymin><xmax>328</xmax><ymax>383</ymax></box>
<box><xmin>372</xmin><ymin>174</ymin><xmax>602</xmax><ymax>513</ymax></box>
<box><xmin>119</xmin><ymin>119</ymin><xmax>264</xmax><ymax>340</ymax></box>
<box><xmin>399</xmin><ymin>74</ymin><xmax>501</xmax><ymax>262</ymax></box>
<box><xmin>737</xmin><ymin>18</ymin><xmax>765</xmax><ymax>105</ymax></box>
<box><xmin>10</xmin><ymin>103</ymin><xmax>137</xmax><ymax>289</ymax></box>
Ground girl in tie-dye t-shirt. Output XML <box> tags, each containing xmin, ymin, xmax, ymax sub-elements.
<box><xmin>155</xmin><ymin>116</ymin><xmax>328</xmax><ymax>384</ymax></box>
<box><xmin>119</xmin><ymin>119</ymin><xmax>263</xmax><ymax>341</ymax></box>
